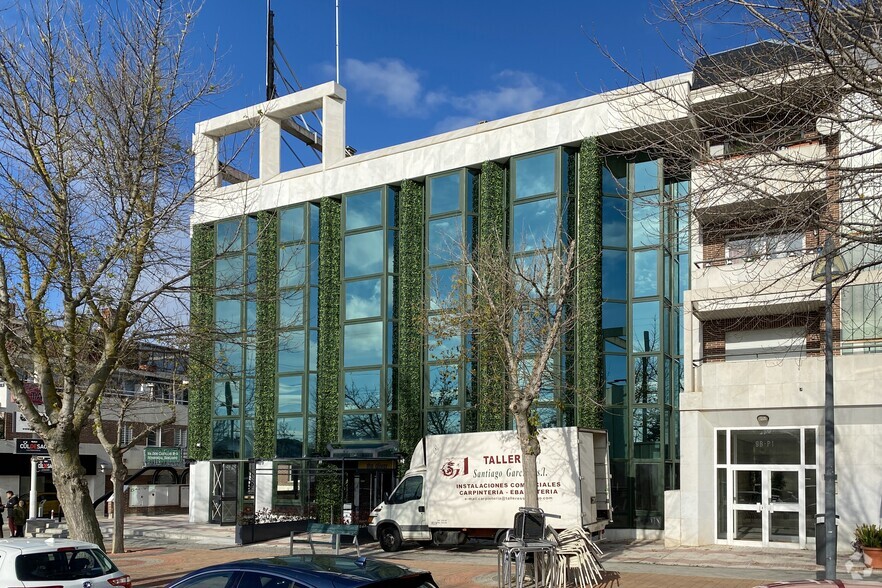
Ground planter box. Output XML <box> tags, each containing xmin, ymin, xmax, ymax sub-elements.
<box><xmin>863</xmin><ymin>547</ymin><xmax>882</xmax><ymax>569</ymax></box>
<box><xmin>235</xmin><ymin>519</ymin><xmax>310</xmax><ymax>545</ymax></box>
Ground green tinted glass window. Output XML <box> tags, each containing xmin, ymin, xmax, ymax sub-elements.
<box><xmin>213</xmin><ymin>380</ymin><xmax>240</xmax><ymax>416</ymax></box>
<box><xmin>513</xmin><ymin>197</ymin><xmax>557</xmax><ymax>252</ymax></box>
<box><xmin>632</xmin><ymin>194</ymin><xmax>660</xmax><ymax>247</ymax></box>
<box><xmin>601</xmin><ymin>250</ymin><xmax>627</xmax><ymax>300</ymax></box>
<box><xmin>343</xmin><ymin>321</ymin><xmax>383</xmax><ymax>367</ymax></box>
<box><xmin>634</xmin><ymin>249</ymin><xmax>659</xmax><ymax>298</ymax></box>
<box><xmin>279</xmin><ymin>376</ymin><xmax>303</xmax><ymax>413</ymax></box>
<box><xmin>276</xmin><ymin>418</ymin><xmax>303</xmax><ymax>458</ymax></box>
<box><xmin>634</xmin><ymin>160</ymin><xmax>660</xmax><ymax>193</ymax></box>
<box><xmin>345</xmin><ymin>190</ymin><xmax>383</xmax><ymax>230</ymax></box>
<box><xmin>279</xmin><ymin>206</ymin><xmax>305</xmax><ymax>243</ymax></box>
<box><xmin>278</xmin><ymin>330</ymin><xmax>305</xmax><ymax>373</ymax></box>
<box><xmin>216</xmin><ymin>219</ymin><xmax>243</xmax><ymax>254</ymax></box>
<box><xmin>515</xmin><ymin>152</ymin><xmax>556</xmax><ymax>199</ymax></box>
<box><xmin>632</xmin><ymin>301</ymin><xmax>660</xmax><ymax>353</ymax></box>
<box><xmin>345</xmin><ymin>278</ymin><xmax>382</xmax><ymax>320</ymax></box>
<box><xmin>602</xmin><ymin>197</ymin><xmax>628</xmax><ymax>247</ymax></box>
<box><xmin>430</xmin><ymin>173</ymin><xmax>461</xmax><ymax>215</ymax></box>
<box><xmin>428</xmin><ymin>217</ymin><xmax>462</xmax><ymax>266</ymax></box>
<box><xmin>344</xmin><ymin>231</ymin><xmax>384</xmax><ymax>277</ymax></box>
<box><xmin>344</xmin><ymin>369</ymin><xmax>382</xmax><ymax>410</ymax></box>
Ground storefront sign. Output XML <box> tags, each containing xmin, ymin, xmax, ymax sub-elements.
<box><xmin>34</xmin><ymin>458</ymin><xmax>52</xmax><ymax>472</ymax></box>
<box><xmin>16</xmin><ymin>438</ymin><xmax>49</xmax><ymax>454</ymax></box>
<box><xmin>15</xmin><ymin>412</ymin><xmax>36</xmax><ymax>433</ymax></box>
<box><xmin>144</xmin><ymin>446</ymin><xmax>183</xmax><ymax>467</ymax></box>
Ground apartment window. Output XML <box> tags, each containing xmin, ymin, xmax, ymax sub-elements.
<box><xmin>725</xmin><ymin>327</ymin><xmax>806</xmax><ymax>361</ymax></box>
<box><xmin>726</xmin><ymin>233</ymin><xmax>804</xmax><ymax>263</ymax></box>
<box><xmin>841</xmin><ymin>283</ymin><xmax>882</xmax><ymax>353</ymax></box>
<box><xmin>174</xmin><ymin>428</ymin><xmax>187</xmax><ymax>448</ymax></box>
<box><xmin>275</xmin><ymin>463</ymin><xmax>300</xmax><ymax>500</ymax></box>
<box><xmin>146</xmin><ymin>429</ymin><xmax>161</xmax><ymax>446</ymax></box>
<box><xmin>120</xmin><ymin>425</ymin><xmax>133</xmax><ymax>445</ymax></box>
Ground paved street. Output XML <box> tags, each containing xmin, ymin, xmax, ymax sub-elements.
<box><xmin>105</xmin><ymin>535</ymin><xmax>844</xmax><ymax>588</ymax></box>
<box><xmin>96</xmin><ymin>516</ymin><xmax>880</xmax><ymax>588</ymax></box>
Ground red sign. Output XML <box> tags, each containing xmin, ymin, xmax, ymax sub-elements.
<box><xmin>23</xmin><ymin>382</ymin><xmax>42</xmax><ymax>405</ymax></box>
<box><xmin>11</xmin><ymin>382</ymin><xmax>42</xmax><ymax>405</ymax></box>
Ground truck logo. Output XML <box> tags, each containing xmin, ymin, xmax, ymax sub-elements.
<box><xmin>440</xmin><ymin>457</ymin><xmax>469</xmax><ymax>478</ymax></box>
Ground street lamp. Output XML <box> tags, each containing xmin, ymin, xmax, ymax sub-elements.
<box><xmin>811</xmin><ymin>235</ymin><xmax>847</xmax><ymax>580</ymax></box>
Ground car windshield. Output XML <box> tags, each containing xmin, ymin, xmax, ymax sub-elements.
<box><xmin>16</xmin><ymin>548</ymin><xmax>118</xmax><ymax>581</ymax></box>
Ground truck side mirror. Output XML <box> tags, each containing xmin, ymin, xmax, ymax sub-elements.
<box><xmin>384</xmin><ymin>491</ymin><xmax>390</xmax><ymax>503</ymax></box>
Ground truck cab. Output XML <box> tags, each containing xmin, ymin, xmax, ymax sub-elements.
<box><xmin>367</xmin><ymin>468</ymin><xmax>432</xmax><ymax>552</ymax></box>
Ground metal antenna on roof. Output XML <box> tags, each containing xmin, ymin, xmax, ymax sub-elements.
<box><xmin>266</xmin><ymin>0</ymin><xmax>276</xmax><ymax>101</ymax></box>
<box><xmin>336</xmin><ymin>0</ymin><xmax>340</xmax><ymax>84</ymax></box>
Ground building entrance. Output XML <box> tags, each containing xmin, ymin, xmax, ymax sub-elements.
<box><xmin>717</xmin><ymin>428</ymin><xmax>817</xmax><ymax>548</ymax></box>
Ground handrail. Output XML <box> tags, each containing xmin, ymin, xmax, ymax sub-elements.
<box><xmin>693</xmin><ymin>340</ymin><xmax>882</xmax><ymax>365</ymax></box>
<box><xmin>693</xmin><ymin>247</ymin><xmax>816</xmax><ymax>269</ymax></box>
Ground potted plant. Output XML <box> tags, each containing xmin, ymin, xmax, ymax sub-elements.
<box><xmin>854</xmin><ymin>524</ymin><xmax>882</xmax><ymax>569</ymax></box>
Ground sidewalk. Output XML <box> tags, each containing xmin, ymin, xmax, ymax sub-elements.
<box><xmin>100</xmin><ymin>515</ymin><xmax>878</xmax><ymax>588</ymax></box>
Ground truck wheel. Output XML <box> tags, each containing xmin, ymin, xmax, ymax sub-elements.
<box><xmin>494</xmin><ymin>529</ymin><xmax>510</xmax><ymax>546</ymax></box>
<box><xmin>379</xmin><ymin>526</ymin><xmax>402</xmax><ymax>552</ymax></box>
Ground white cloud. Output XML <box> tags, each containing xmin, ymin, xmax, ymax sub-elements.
<box><xmin>342</xmin><ymin>58</ymin><xmax>562</xmax><ymax>130</ymax></box>
<box><xmin>344</xmin><ymin>58</ymin><xmax>424</xmax><ymax>115</ymax></box>
<box><xmin>431</xmin><ymin>70</ymin><xmax>562</xmax><ymax>133</ymax></box>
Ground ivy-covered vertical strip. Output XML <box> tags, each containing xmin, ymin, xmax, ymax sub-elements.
<box><xmin>315</xmin><ymin>198</ymin><xmax>341</xmax><ymax>523</ymax></box>
<box><xmin>189</xmin><ymin>224</ymin><xmax>215</xmax><ymax>461</ymax></box>
<box><xmin>477</xmin><ymin>161</ymin><xmax>507</xmax><ymax>431</ymax></box>
<box><xmin>398</xmin><ymin>180</ymin><xmax>424</xmax><ymax>466</ymax></box>
<box><xmin>316</xmin><ymin>197</ymin><xmax>341</xmax><ymax>453</ymax></box>
<box><xmin>576</xmin><ymin>137</ymin><xmax>603</xmax><ymax>428</ymax></box>
<box><xmin>253</xmin><ymin>211</ymin><xmax>278</xmax><ymax>459</ymax></box>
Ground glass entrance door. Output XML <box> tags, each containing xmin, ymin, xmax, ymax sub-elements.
<box><xmin>730</xmin><ymin>467</ymin><xmax>802</xmax><ymax>546</ymax></box>
<box><xmin>718</xmin><ymin>428</ymin><xmax>816</xmax><ymax>548</ymax></box>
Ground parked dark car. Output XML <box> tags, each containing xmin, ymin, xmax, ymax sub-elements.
<box><xmin>166</xmin><ymin>555</ymin><xmax>438</xmax><ymax>588</ymax></box>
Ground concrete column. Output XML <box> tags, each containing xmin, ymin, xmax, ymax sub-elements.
<box><xmin>259</xmin><ymin>117</ymin><xmax>281</xmax><ymax>179</ymax></box>
<box><xmin>322</xmin><ymin>94</ymin><xmax>346</xmax><ymax>167</ymax></box>
<box><xmin>189</xmin><ymin>461</ymin><xmax>211</xmax><ymax>523</ymax></box>
<box><xmin>254</xmin><ymin>461</ymin><xmax>274</xmax><ymax>514</ymax></box>
<box><xmin>29</xmin><ymin>459</ymin><xmax>37</xmax><ymax>519</ymax></box>
<box><xmin>192</xmin><ymin>132</ymin><xmax>219</xmax><ymax>194</ymax></box>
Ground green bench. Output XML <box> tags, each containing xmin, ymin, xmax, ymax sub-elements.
<box><xmin>290</xmin><ymin>522</ymin><xmax>361</xmax><ymax>556</ymax></box>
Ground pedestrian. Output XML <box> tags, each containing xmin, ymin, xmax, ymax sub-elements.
<box><xmin>5</xmin><ymin>490</ymin><xmax>17</xmax><ymax>537</ymax></box>
<box><xmin>12</xmin><ymin>501</ymin><xmax>25</xmax><ymax>537</ymax></box>
<box><xmin>0</xmin><ymin>503</ymin><xmax>4</xmax><ymax>538</ymax></box>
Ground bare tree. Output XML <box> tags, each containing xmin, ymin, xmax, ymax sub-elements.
<box><xmin>0</xmin><ymin>0</ymin><xmax>219</xmax><ymax>547</ymax></box>
<box><xmin>428</xmin><ymin>236</ymin><xmax>579</xmax><ymax>508</ymax></box>
<box><xmin>93</xmin><ymin>384</ymin><xmax>178</xmax><ymax>554</ymax></box>
<box><xmin>599</xmin><ymin>0</ymin><xmax>882</xmax><ymax>283</ymax></box>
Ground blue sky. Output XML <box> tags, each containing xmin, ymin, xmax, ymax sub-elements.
<box><xmin>188</xmin><ymin>1</ymin><xmax>749</xmax><ymax>154</ymax></box>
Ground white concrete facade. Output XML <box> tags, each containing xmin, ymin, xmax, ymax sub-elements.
<box><xmin>192</xmin><ymin>64</ymin><xmax>882</xmax><ymax>548</ymax></box>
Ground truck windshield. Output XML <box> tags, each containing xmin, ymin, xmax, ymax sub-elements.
<box><xmin>388</xmin><ymin>476</ymin><xmax>422</xmax><ymax>504</ymax></box>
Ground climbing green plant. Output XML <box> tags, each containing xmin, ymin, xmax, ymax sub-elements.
<box><xmin>189</xmin><ymin>224</ymin><xmax>215</xmax><ymax>461</ymax></box>
<box><xmin>253</xmin><ymin>211</ymin><xmax>278</xmax><ymax>459</ymax></box>
<box><xmin>316</xmin><ymin>198</ymin><xmax>341</xmax><ymax>453</ymax></box>
<box><xmin>477</xmin><ymin>161</ymin><xmax>508</xmax><ymax>431</ymax></box>
<box><xmin>397</xmin><ymin>179</ymin><xmax>424</xmax><ymax>464</ymax></box>
<box><xmin>314</xmin><ymin>463</ymin><xmax>342</xmax><ymax>523</ymax></box>
<box><xmin>576</xmin><ymin>137</ymin><xmax>603</xmax><ymax>428</ymax></box>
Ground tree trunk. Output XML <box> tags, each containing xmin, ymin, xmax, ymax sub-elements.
<box><xmin>49</xmin><ymin>438</ymin><xmax>105</xmax><ymax>551</ymax></box>
<box><xmin>513</xmin><ymin>411</ymin><xmax>541</xmax><ymax>509</ymax></box>
<box><xmin>110</xmin><ymin>464</ymin><xmax>128</xmax><ymax>554</ymax></box>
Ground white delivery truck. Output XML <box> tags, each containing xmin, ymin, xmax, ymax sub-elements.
<box><xmin>367</xmin><ymin>427</ymin><xmax>611</xmax><ymax>552</ymax></box>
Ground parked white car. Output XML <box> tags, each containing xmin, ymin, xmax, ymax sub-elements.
<box><xmin>0</xmin><ymin>538</ymin><xmax>131</xmax><ymax>588</ymax></box>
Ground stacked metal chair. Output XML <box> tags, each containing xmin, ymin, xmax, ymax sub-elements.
<box><xmin>498</xmin><ymin>507</ymin><xmax>557</xmax><ymax>588</ymax></box>
<box><xmin>548</xmin><ymin>527</ymin><xmax>604</xmax><ymax>588</ymax></box>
